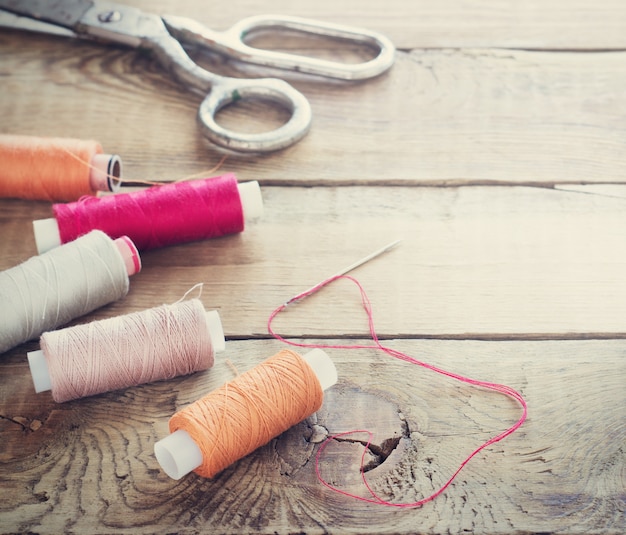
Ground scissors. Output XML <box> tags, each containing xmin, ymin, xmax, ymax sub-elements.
<box><xmin>0</xmin><ymin>0</ymin><xmax>395</xmax><ymax>152</ymax></box>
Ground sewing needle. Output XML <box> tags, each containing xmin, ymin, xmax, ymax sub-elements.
<box><xmin>285</xmin><ymin>239</ymin><xmax>402</xmax><ymax>305</ymax></box>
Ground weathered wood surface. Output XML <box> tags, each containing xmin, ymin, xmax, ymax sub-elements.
<box><xmin>104</xmin><ymin>0</ymin><xmax>626</xmax><ymax>50</ymax></box>
<box><xmin>2</xmin><ymin>186</ymin><xmax>626</xmax><ymax>338</ymax></box>
<box><xmin>1</xmin><ymin>339</ymin><xmax>624</xmax><ymax>534</ymax></box>
<box><xmin>1</xmin><ymin>0</ymin><xmax>625</xmax><ymax>533</ymax></box>
<box><xmin>1</xmin><ymin>31</ymin><xmax>625</xmax><ymax>183</ymax></box>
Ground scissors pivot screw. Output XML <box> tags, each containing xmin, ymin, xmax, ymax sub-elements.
<box><xmin>98</xmin><ymin>10</ymin><xmax>122</xmax><ymax>24</ymax></box>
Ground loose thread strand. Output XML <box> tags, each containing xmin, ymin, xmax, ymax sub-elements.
<box><xmin>59</xmin><ymin>144</ymin><xmax>228</xmax><ymax>188</ymax></box>
<box><xmin>175</xmin><ymin>283</ymin><xmax>204</xmax><ymax>304</ymax></box>
<box><xmin>267</xmin><ymin>274</ymin><xmax>528</xmax><ymax>508</ymax></box>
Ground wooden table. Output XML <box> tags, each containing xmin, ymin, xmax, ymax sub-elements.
<box><xmin>1</xmin><ymin>1</ymin><xmax>625</xmax><ymax>533</ymax></box>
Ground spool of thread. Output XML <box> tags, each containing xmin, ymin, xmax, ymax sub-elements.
<box><xmin>32</xmin><ymin>173</ymin><xmax>264</xmax><ymax>253</ymax></box>
<box><xmin>154</xmin><ymin>348</ymin><xmax>337</xmax><ymax>480</ymax></box>
<box><xmin>0</xmin><ymin>230</ymin><xmax>140</xmax><ymax>355</ymax></box>
<box><xmin>0</xmin><ymin>134</ymin><xmax>122</xmax><ymax>201</ymax></box>
<box><xmin>27</xmin><ymin>299</ymin><xmax>225</xmax><ymax>403</ymax></box>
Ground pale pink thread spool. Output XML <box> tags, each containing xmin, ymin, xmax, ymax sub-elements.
<box><xmin>27</xmin><ymin>299</ymin><xmax>225</xmax><ymax>403</ymax></box>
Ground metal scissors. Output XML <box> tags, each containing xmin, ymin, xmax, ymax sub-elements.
<box><xmin>0</xmin><ymin>0</ymin><xmax>395</xmax><ymax>152</ymax></box>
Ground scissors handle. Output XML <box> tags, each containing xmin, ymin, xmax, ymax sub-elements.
<box><xmin>197</xmin><ymin>76</ymin><xmax>312</xmax><ymax>153</ymax></box>
<box><xmin>145</xmin><ymin>23</ymin><xmax>311</xmax><ymax>152</ymax></box>
<box><xmin>164</xmin><ymin>14</ymin><xmax>395</xmax><ymax>81</ymax></box>
<box><xmin>155</xmin><ymin>13</ymin><xmax>395</xmax><ymax>152</ymax></box>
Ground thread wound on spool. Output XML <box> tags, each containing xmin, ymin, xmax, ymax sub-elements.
<box><xmin>52</xmin><ymin>174</ymin><xmax>245</xmax><ymax>250</ymax></box>
<box><xmin>169</xmin><ymin>349</ymin><xmax>324</xmax><ymax>478</ymax></box>
<box><xmin>0</xmin><ymin>134</ymin><xmax>110</xmax><ymax>201</ymax></box>
<box><xmin>39</xmin><ymin>299</ymin><xmax>215</xmax><ymax>402</ymax></box>
<box><xmin>0</xmin><ymin>230</ymin><xmax>130</xmax><ymax>355</ymax></box>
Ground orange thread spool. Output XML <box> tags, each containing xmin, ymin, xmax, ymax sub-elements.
<box><xmin>0</xmin><ymin>134</ymin><xmax>121</xmax><ymax>201</ymax></box>
<box><xmin>166</xmin><ymin>349</ymin><xmax>326</xmax><ymax>479</ymax></box>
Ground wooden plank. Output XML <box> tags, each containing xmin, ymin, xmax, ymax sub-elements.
<box><xmin>122</xmin><ymin>0</ymin><xmax>626</xmax><ymax>50</ymax></box>
<box><xmin>0</xmin><ymin>4</ymin><xmax>624</xmax><ymax>534</ymax></box>
<box><xmin>0</xmin><ymin>34</ymin><xmax>624</xmax><ymax>184</ymax></box>
<box><xmin>1</xmin><ymin>185</ymin><xmax>626</xmax><ymax>345</ymax></box>
<box><xmin>1</xmin><ymin>338</ymin><xmax>623</xmax><ymax>534</ymax></box>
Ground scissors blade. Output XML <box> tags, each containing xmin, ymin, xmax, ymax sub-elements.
<box><xmin>0</xmin><ymin>0</ymin><xmax>92</xmax><ymax>29</ymax></box>
<box><xmin>0</xmin><ymin>9</ymin><xmax>76</xmax><ymax>36</ymax></box>
<box><xmin>0</xmin><ymin>0</ymin><xmax>163</xmax><ymax>48</ymax></box>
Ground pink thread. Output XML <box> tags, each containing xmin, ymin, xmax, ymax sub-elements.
<box><xmin>268</xmin><ymin>275</ymin><xmax>528</xmax><ymax>508</ymax></box>
<box><xmin>40</xmin><ymin>299</ymin><xmax>214</xmax><ymax>403</ymax></box>
<box><xmin>52</xmin><ymin>174</ymin><xmax>244</xmax><ymax>250</ymax></box>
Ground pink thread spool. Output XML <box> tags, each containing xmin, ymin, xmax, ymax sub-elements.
<box><xmin>27</xmin><ymin>299</ymin><xmax>225</xmax><ymax>402</ymax></box>
<box><xmin>32</xmin><ymin>174</ymin><xmax>263</xmax><ymax>253</ymax></box>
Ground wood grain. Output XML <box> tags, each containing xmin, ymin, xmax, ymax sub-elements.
<box><xmin>119</xmin><ymin>0</ymin><xmax>626</xmax><ymax>50</ymax></box>
<box><xmin>1</xmin><ymin>1</ymin><xmax>624</xmax><ymax>533</ymax></box>
<box><xmin>1</xmin><ymin>339</ymin><xmax>624</xmax><ymax>534</ymax></box>
<box><xmin>1</xmin><ymin>34</ymin><xmax>625</xmax><ymax>183</ymax></box>
<box><xmin>2</xmin><ymin>186</ymin><xmax>625</xmax><ymax>340</ymax></box>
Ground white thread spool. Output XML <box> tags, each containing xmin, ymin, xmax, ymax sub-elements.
<box><xmin>0</xmin><ymin>230</ymin><xmax>139</xmax><ymax>354</ymax></box>
<box><xmin>27</xmin><ymin>299</ymin><xmax>225</xmax><ymax>402</ymax></box>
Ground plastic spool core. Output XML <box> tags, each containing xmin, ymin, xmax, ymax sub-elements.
<box><xmin>205</xmin><ymin>310</ymin><xmax>226</xmax><ymax>352</ymax></box>
<box><xmin>107</xmin><ymin>156</ymin><xmax>122</xmax><ymax>192</ymax></box>
<box><xmin>153</xmin><ymin>349</ymin><xmax>337</xmax><ymax>480</ymax></box>
<box><xmin>90</xmin><ymin>153</ymin><xmax>122</xmax><ymax>193</ymax></box>
<box><xmin>27</xmin><ymin>350</ymin><xmax>52</xmax><ymax>393</ymax></box>
<box><xmin>302</xmin><ymin>348</ymin><xmax>338</xmax><ymax>391</ymax></box>
<box><xmin>237</xmin><ymin>181</ymin><xmax>264</xmax><ymax>221</ymax></box>
<box><xmin>155</xmin><ymin>429</ymin><xmax>204</xmax><ymax>480</ymax></box>
<box><xmin>113</xmin><ymin>236</ymin><xmax>141</xmax><ymax>276</ymax></box>
<box><xmin>32</xmin><ymin>218</ymin><xmax>62</xmax><ymax>254</ymax></box>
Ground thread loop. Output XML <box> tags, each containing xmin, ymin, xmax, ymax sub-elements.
<box><xmin>268</xmin><ymin>274</ymin><xmax>528</xmax><ymax>508</ymax></box>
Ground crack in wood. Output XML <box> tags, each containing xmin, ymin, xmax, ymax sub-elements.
<box><xmin>333</xmin><ymin>435</ymin><xmax>403</xmax><ymax>473</ymax></box>
<box><xmin>331</xmin><ymin>410</ymin><xmax>411</xmax><ymax>473</ymax></box>
<box><xmin>232</xmin><ymin>331</ymin><xmax>626</xmax><ymax>342</ymax></box>
<box><xmin>0</xmin><ymin>413</ymin><xmax>38</xmax><ymax>432</ymax></box>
